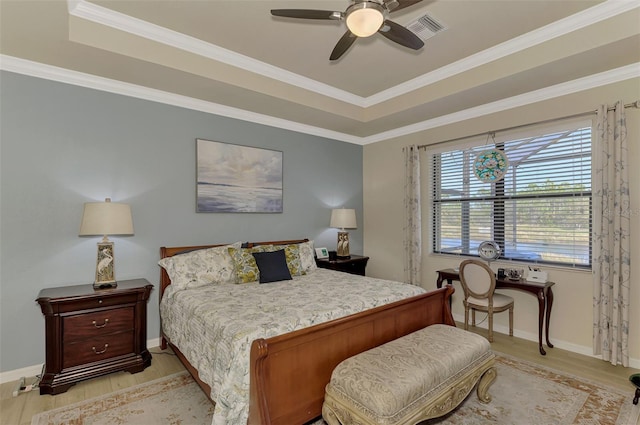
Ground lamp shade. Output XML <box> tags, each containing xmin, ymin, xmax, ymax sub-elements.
<box><xmin>330</xmin><ymin>208</ymin><xmax>357</xmax><ymax>230</ymax></box>
<box><xmin>79</xmin><ymin>198</ymin><xmax>134</xmax><ymax>236</ymax></box>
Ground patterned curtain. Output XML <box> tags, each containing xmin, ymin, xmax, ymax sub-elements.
<box><xmin>592</xmin><ymin>101</ymin><xmax>630</xmax><ymax>367</ymax></box>
<box><xmin>403</xmin><ymin>145</ymin><xmax>422</xmax><ymax>286</ymax></box>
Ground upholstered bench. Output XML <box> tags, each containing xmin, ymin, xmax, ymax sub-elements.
<box><xmin>322</xmin><ymin>324</ymin><xmax>497</xmax><ymax>425</ymax></box>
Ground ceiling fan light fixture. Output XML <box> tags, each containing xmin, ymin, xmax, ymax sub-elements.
<box><xmin>345</xmin><ymin>2</ymin><xmax>384</xmax><ymax>37</ymax></box>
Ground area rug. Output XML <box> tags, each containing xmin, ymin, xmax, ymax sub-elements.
<box><xmin>31</xmin><ymin>371</ymin><xmax>214</xmax><ymax>425</ymax></box>
<box><xmin>31</xmin><ymin>354</ymin><xmax>639</xmax><ymax>425</ymax></box>
<box><xmin>416</xmin><ymin>354</ymin><xmax>640</xmax><ymax>425</ymax></box>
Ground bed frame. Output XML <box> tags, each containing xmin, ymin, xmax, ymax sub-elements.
<box><xmin>159</xmin><ymin>239</ymin><xmax>455</xmax><ymax>425</ymax></box>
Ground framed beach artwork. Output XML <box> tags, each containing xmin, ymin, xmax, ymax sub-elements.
<box><xmin>196</xmin><ymin>139</ymin><xmax>283</xmax><ymax>213</ymax></box>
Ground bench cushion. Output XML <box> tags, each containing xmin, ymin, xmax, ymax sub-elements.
<box><xmin>325</xmin><ymin>324</ymin><xmax>493</xmax><ymax>424</ymax></box>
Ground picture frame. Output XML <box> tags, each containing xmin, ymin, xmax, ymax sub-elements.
<box><xmin>315</xmin><ymin>247</ymin><xmax>329</xmax><ymax>259</ymax></box>
<box><xmin>196</xmin><ymin>139</ymin><xmax>283</xmax><ymax>213</ymax></box>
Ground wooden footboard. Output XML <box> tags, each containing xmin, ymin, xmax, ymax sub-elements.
<box><xmin>248</xmin><ymin>286</ymin><xmax>455</xmax><ymax>425</ymax></box>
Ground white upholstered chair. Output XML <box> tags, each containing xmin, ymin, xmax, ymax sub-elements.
<box><xmin>459</xmin><ymin>259</ymin><xmax>514</xmax><ymax>342</ymax></box>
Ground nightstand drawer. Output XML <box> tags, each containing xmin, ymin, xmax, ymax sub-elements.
<box><xmin>63</xmin><ymin>331</ymin><xmax>134</xmax><ymax>368</ymax></box>
<box><xmin>63</xmin><ymin>307</ymin><xmax>134</xmax><ymax>341</ymax></box>
<box><xmin>339</xmin><ymin>261</ymin><xmax>366</xmax><ymax>275</ymax></box>
<box><xmin>316</xmin><ymin>255</ymin><xmax>369</xmax><ymax>276</ymax></box>
<box><xmin>54</xmin><ymin>293</ymin><xmax>139</xmax><ymax>313</ymax></box>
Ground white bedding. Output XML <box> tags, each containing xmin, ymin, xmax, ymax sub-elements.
<box><xmin>160</xmin><ymin>268</ymin><xmax>426</xmax><ymax>425</ymax></box>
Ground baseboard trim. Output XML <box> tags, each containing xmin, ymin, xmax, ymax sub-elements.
<box><xmin>0</xmin><ymin>364</ymin><xmax>44</xmax><ymax>386</ymax></box>
<box><xmin>452</xmin><ymin>313</ymin><xmax>640</xmax><ymax>369</ymax></box>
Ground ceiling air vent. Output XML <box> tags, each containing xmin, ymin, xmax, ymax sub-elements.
<box><xmin>406</xmin><ymin>13</ymin><xmax>447</xmax><ymax>42</ymax></box>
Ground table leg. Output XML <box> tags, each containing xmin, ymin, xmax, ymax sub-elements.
<box><xmin>545</xmin><ymin>287</ymin><xmax>554</xmax><ymax>349</ymax></box>
<box><xmin>537</xmin><ymin>290</ymin><xmax>546</xmax><ymax>355</ymax></box>
<box><xmin>436</xmin><ymin>272</ymin><xmax>455</xmax><ymax>289</ymax></box>
<box><xmin>437</xmin><ymin>276</ymin><xmax>454</xmax><ymax>288</ymax></box>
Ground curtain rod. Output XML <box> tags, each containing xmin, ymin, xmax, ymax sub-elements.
<box><xmin>416</xmin><ymin>100</ymin><xmax>640</xmax><ymax>150</ymax></box>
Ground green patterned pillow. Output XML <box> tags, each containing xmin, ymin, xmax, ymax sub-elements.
<box><xmin>158</xmin><ymin>242</ymin><xmax>242</xmax><ymax>289</ymax></box>
<box><xmin>274</xmin><ymin>244</ymin><xmax>306</xmax><ymax>277</ymax></box>
<box><xmin>228</xmin><ymin>245</ymin><xmax>275</xmax><ymax>283</ymax></box>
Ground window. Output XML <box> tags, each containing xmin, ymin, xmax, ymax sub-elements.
<box><xmin>431</xmin><ymin>119</ymin><xmax>592</xmax><ymax>268</ymax></box>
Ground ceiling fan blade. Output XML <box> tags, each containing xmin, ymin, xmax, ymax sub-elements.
<box><xmin>270</xmin><ymin>9</ymin><xmax>343</xmax><ymax>20</ymax></box>
<box><xmin>389</xmin><ymin>0</ymin><xmax>423</xmax><ymax>13</ymax></box>
<box><xmin>330</xmin><ymin>31</ymin><xmax>358</xmax><ymax>61</ymax></box>
<box><xmin>379</xmin><ymin>20</ymin><xmax>424</xmax><ymax>50</ymax></box>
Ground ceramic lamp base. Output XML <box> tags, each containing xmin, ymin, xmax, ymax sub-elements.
<box><xmin>94</xmin><ymin>241</ymin><xmax>117</xmax><ymax>289</ymax></box>
<box><xmin>337</xmin><ymin>231</ymin><xmax>351</xmax><ymax>259</ymax></box>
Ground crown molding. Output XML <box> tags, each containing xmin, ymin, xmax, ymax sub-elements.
<box><xmin>67</xmin><ymin>0</ymin><xmax>364</xmax><ymax>106</ymax></box>
<box><xmin>0</xmin><ymin>55</ymin><xmax>362</xmax><ymax>144</ymax></box>
<box><xmin>1</xmin><ymin>55</ymin><xmax>638</xmax><ymax>145</ymax></box>
<box><xmin>362</xmin><ymin>63</ymin><xmax>640</xmax><ymax>144</ymax></box>
<box><xmin>67</xmin><ymin>0</ymin><xmax>638</xmax><ymax>108</ymax></box>
<box><xmin>365</xmin><ymin>0</ymin><xmax>640</xmax><ymax>106</ymax></box>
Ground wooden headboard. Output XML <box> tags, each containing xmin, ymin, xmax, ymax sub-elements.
<box><xmin>159</xmin><ymin>239</ymin><xmax>310</xmax><ymax>297</ymax></box>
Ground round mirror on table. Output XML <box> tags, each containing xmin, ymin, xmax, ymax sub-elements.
<box><xmin>478</xmin><ymin>241</ymin><xmax>501</xmax><ymax>262</ymax></box>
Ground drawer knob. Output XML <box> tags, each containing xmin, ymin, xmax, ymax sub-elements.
<box><xmin>98</xmin><ymin>299</ymin><xmax>103</xmax><ymax>304</ymax></box>
<box><xmin>92</xmin><ymin>319</ymin><xmax>109</xmax><ymax>328</ymax></box>
<box><xmin>92</xmin><ymin>344</ymin><xmax>109</xmax><ymax>355</ymax></box>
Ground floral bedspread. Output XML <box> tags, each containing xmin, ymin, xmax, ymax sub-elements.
<box><xmin>160</xmin><ymin>268</ymin><xmax>426</xmax><ymax>425</ymax></box>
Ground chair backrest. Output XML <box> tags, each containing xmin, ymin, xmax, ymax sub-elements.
<box><xmin>459</xmin><ymin>259</ymin><xmax>496</xmax><ymax>300</ymax></box>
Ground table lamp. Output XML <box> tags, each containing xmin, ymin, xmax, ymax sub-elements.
<box><xmin>330</xmin><ymin>208</ymin><xmax>357</xmax><ymax>259</ymax></box>
<box><xmin>79</xmin><ymin>198</ymin><xmax>134</xmax><ymax>289</ymax></box>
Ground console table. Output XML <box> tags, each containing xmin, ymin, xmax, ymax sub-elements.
<box><xmin>436</xmin><ymin>269</ymin><xmax>555</xmax><ymax>355</ymax></box>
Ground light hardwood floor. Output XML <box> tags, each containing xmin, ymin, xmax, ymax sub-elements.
<box><xmin>2</xmin><ymin>329</ymin><xmax>639</xmax><ymax>425</ymax></box>
<box><xmin>0</xmin><ymin>348</ymin><xmax>184</xmax><ymax>425</ymax></box>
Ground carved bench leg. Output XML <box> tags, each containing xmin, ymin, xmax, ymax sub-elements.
<box><xmin>476</xmin><ymin>366</ymin><xmax>497</xmax><ymax>403</ymax></box>
<box><xmin>322</xmin><ymin>398</ymin><xmax>344</xmax><ymax>425</ymax></box>
<box><xmin>322</xmin><ymin>404</ymin><xmax>338</xmax><ymax>425</ymax></box>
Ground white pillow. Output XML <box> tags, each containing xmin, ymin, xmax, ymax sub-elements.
<box><xmin>298</xmin><ymin>240</ymin><xmax>317</xmax><ymax>273</ymax></box>
<box><xmin>158</xmin><ymin>242</ymin><xmax>242</xmax><ymax>290</ymax></box>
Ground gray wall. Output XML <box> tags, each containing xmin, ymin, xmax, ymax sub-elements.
<box><xmin>0</xmin><ymin>71</ymin><xmax>363</xmax><ymax>373</ymax></box>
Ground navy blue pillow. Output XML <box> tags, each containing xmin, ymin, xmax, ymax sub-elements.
<box><xmin>252</xmin><ymin>249</ymin><xmax>292</xmax><ymax>284</ymax></box>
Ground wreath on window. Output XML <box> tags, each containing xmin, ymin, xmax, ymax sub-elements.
<box><xmin>473</xmin><ymin>149</ymin><xmax>509</xmax><ymax>183</ymax></box>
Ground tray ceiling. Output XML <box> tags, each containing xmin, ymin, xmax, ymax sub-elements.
<box><xmin>1</xmin><ymin>0</ymin><xmax>638</xmax><ymax>144</ymax></box>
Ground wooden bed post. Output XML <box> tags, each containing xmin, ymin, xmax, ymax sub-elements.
<box><xmin>249</xmin><ymin>339</ymin><xmax>271</xmax><ymax>425</ymax></box>
<box><xmin>443</xmin><ymin>285</ymin><xmax>455</xmax><ymax>325</ymax></box>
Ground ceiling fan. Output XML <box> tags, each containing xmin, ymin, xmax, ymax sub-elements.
<box><xmin>271</xmin><ymin>0</ymin><xmax>425</xmax><ymax>61</ymax></box>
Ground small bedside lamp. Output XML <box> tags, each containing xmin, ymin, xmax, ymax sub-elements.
<box><xmin>330</xmin><ymin>208</ymin><xmax>357</xmax><ymax>259</ymax></box>
<box><xmin>79</xmin><ymin>198</ymin><xmax>134</xmax><ymax>289</ymax></box>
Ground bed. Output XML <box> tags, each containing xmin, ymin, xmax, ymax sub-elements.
<box><xmin>158</xmin><ymin>239</ymin><xmax>455</xmax><ymax>425</ymax></box>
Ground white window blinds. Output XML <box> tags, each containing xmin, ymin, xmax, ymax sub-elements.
<box><xmin>431</xmin><ymin>119</ymin><xmax>592</xmax><ymax>268</ymax></box>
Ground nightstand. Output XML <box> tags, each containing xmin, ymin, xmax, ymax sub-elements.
<box><xmin>315</xmin><ymin>254</ymin><xmax>369</xmax><ymax>276</ymax></box>
<box><xmin>36</xmin><ymin>279</ymin><xmax>153</xmax><ymax>395</ymax></box>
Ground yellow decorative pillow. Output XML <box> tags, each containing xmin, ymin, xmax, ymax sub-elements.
<box><xmin>274</xmin><ymin>244</ymin><xmax>306</xmax><ymax>277</ymax></box>
<box><xmin>228</xmin><ymin>245</ymin><xmax>275</xmax><ymax>283</ymax></box>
